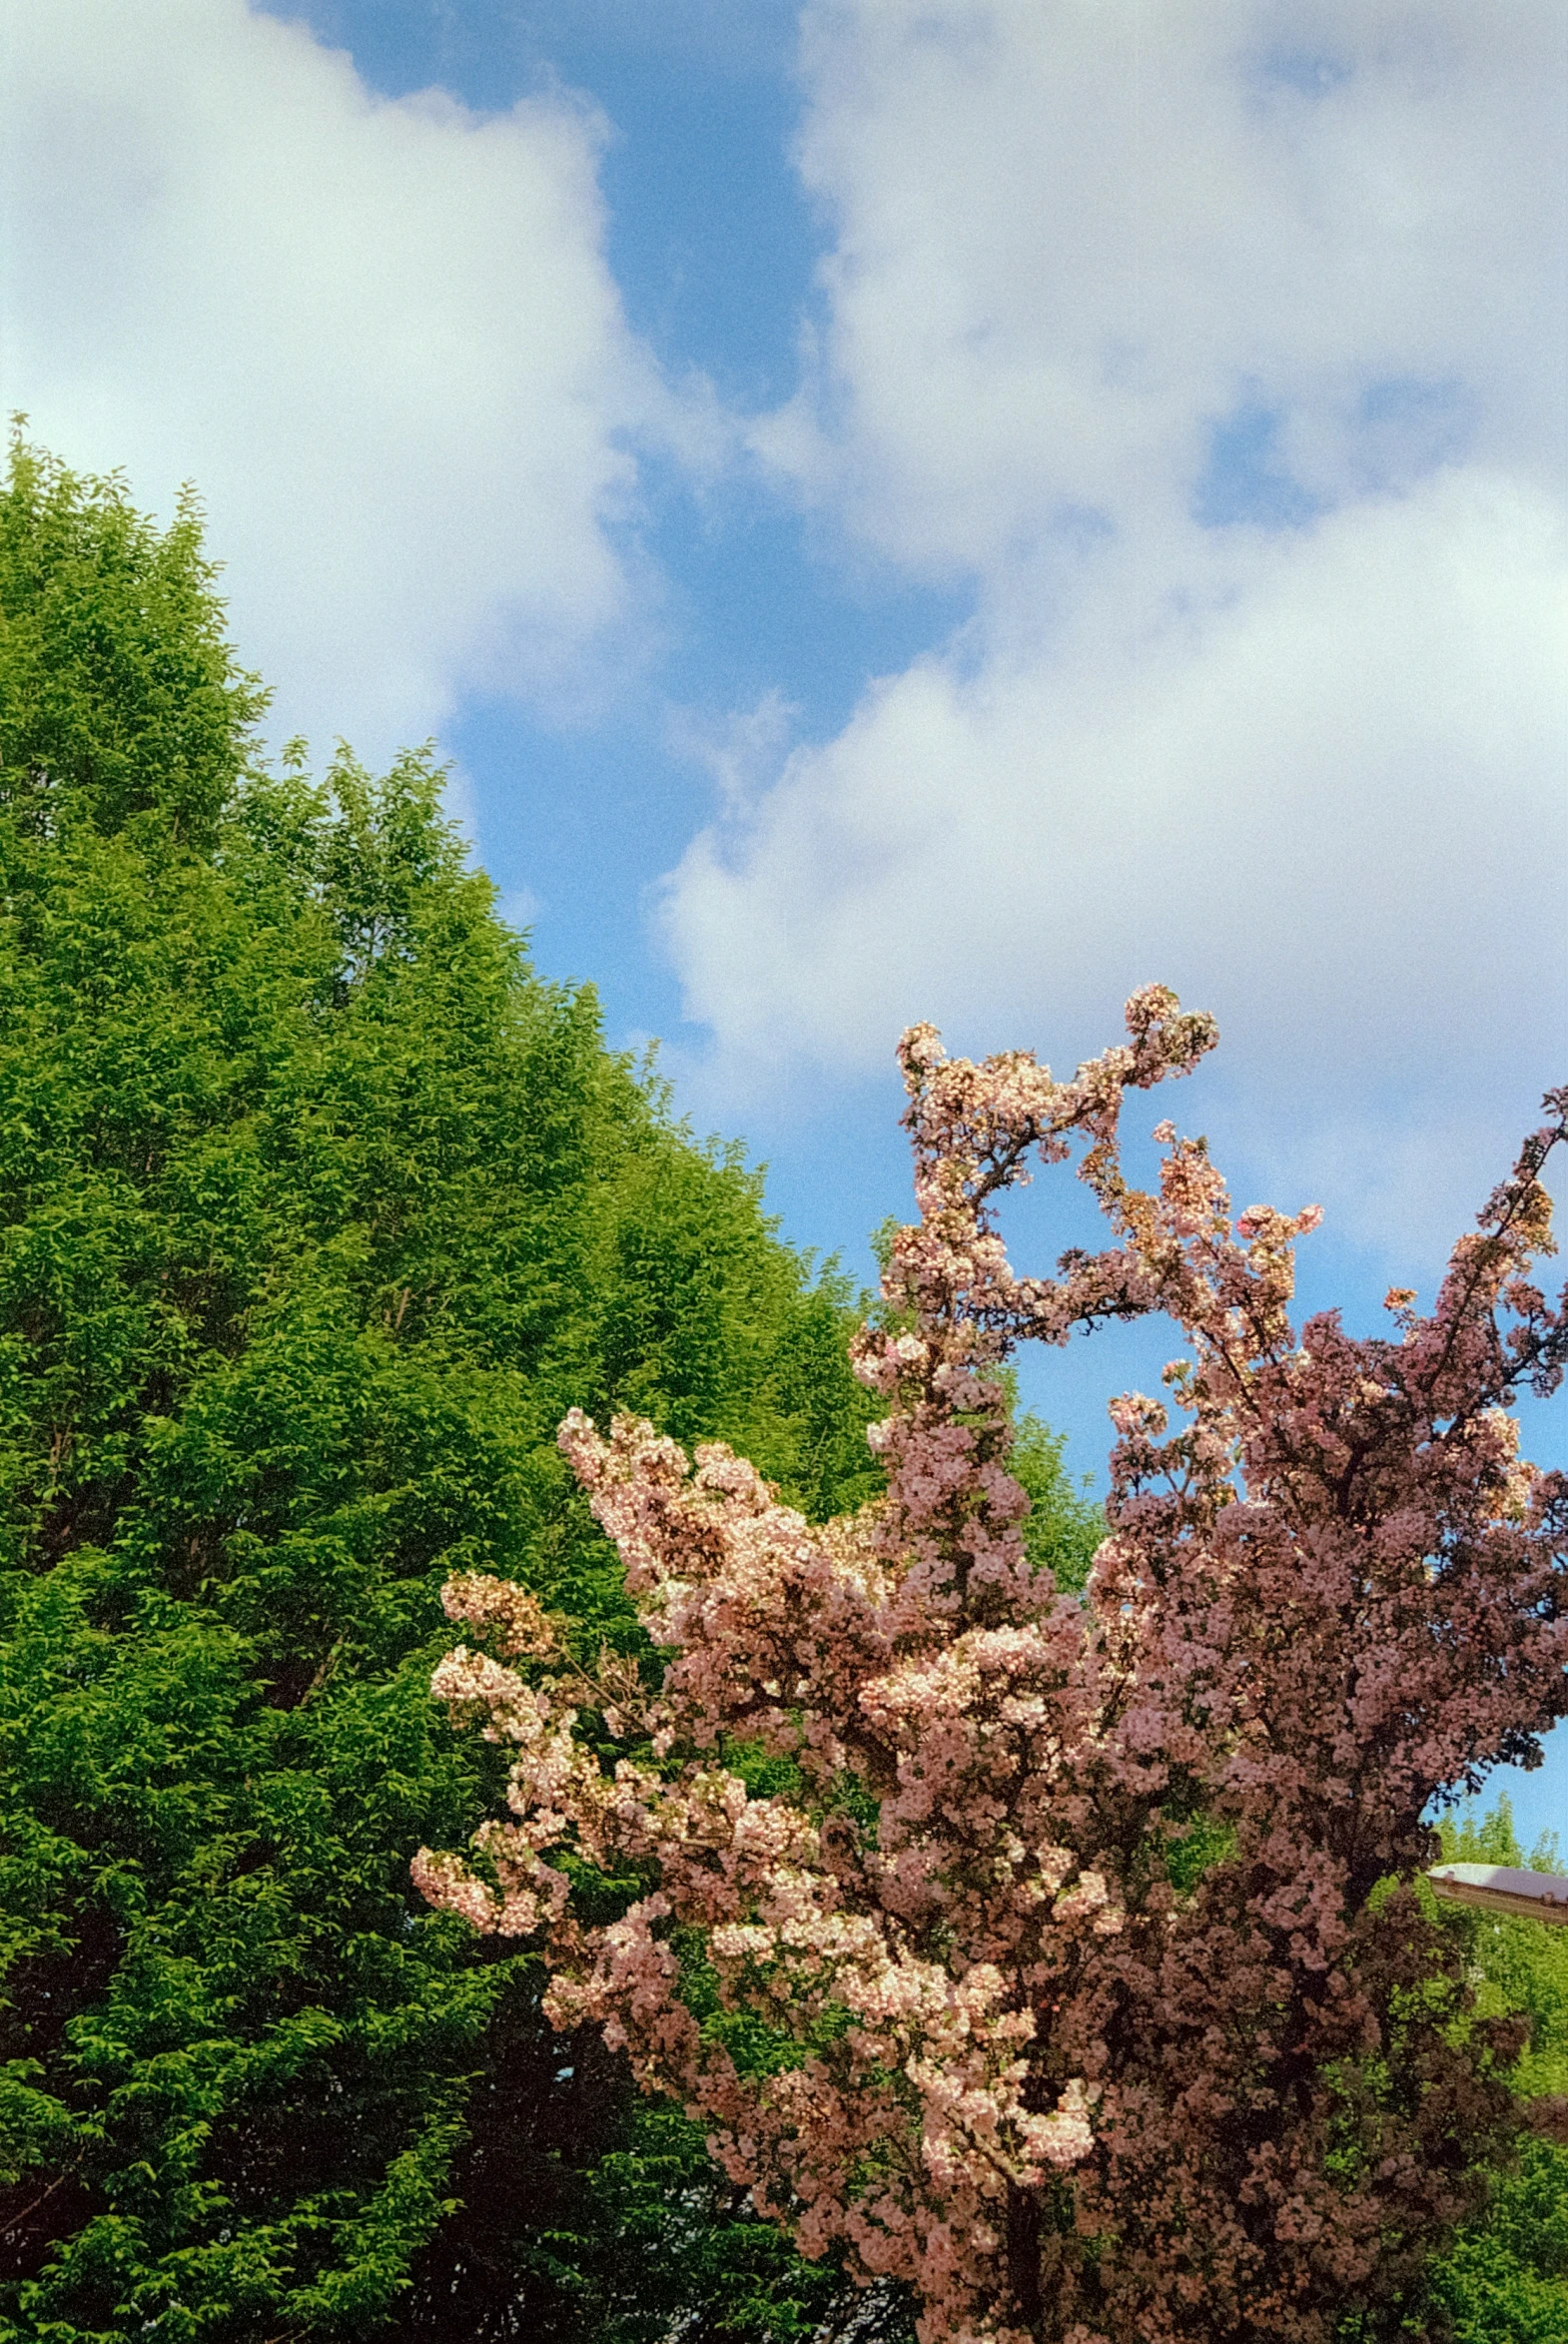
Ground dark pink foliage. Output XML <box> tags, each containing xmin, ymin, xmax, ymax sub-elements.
<box><xmin>415</xmin><ymin>989</ymin><xmax>1567</xmax><ymax>2343</ymax></box>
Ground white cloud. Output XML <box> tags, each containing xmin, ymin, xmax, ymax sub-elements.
<box><xmin>757</xmin><ymin>0</ymin><xmax>1566</xmax><ymax>571</ymax></box>
<box><xmin>0</xmin><ymin>0</ymin><xmax>703</xmax><ymax>756</ymax></box>
<box><xmin>667</xmin><ymin>468</ymin><xmax>1565</xmax><ymax>1073</ymax></box>
<box><xmin>664</xmin><ymin>0</ymin><xmax>1568</xmax><ymax>1239</ymax></box>
<box><xmin>665</xmin><ymin>687</ymin><xmax>800</xmax><ymax>816</ymax></box>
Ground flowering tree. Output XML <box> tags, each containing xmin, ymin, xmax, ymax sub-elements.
<box><xmin>414</xmin><ymin>988</ymin><xmax>1568</xmax><ymax>2344</ymax></box>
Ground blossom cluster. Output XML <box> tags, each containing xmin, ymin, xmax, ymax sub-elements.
<box><xmin>414</xmin><ymin>990</ymin><xmax>1567</xmax><ymax>2344</ymax></box>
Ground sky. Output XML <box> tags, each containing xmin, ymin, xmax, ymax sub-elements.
<box><xmin>2</xmin><ymin>0</ymin><xmax>1566</xmax><ymax>1837</ymax></box>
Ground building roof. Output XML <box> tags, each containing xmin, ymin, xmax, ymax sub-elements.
<box><xmin>1428</xmin><ymin>1863</ymin><xmax>1568</xmax><ymax>1925</ymax></box>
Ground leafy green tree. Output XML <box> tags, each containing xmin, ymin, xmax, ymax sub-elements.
<box><xmin>1424</xmin><ymin>1800</ymin><xmax>1568</xmax><ymax>2343</ymax></box>
<box><xmin>1009</xmin><ymin>1407</ymin><xmax>1104</xmax><ymax>1592</ymax></box>
<box><xmin>1424</xmin><ymin>1809</ymin><xmax>1565</xmax><ymax>2344</ymax></box>
<box><xmin>0</xmin><ymin>438</ymin><xmax>885</xmax><ymax>2341</ymax></box>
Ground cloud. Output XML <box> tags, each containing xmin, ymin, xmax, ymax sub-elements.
<box><xmin>666</xmin><ymin>468</ymin><xmax>1565</xmax><ymax>1073</ymax></box>
<box><xmin>663</xmin><ymin>0</ymin><xmax>1568</xmax><ymax>1241</ymax></box>
<box><xmin>756</xmin><ymin>0</ymin><xmax>1565</xmax><ymax>570</ymax></box>
<box><xmin>0</xmin><ymin>0</ymin><xmax>705</xmax><ymax>757</ymax></box>
<box><xmin>665</xmin><ymin>686</ymin><xmax>800</xmax><ymax>816</ymax></box>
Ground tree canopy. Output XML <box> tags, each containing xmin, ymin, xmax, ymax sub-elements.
<box><xmin>420</xmin><ymin>1003</ymin><xmax>1567</xmax><ymax>2343</ymax></box>
<box><xmin>0</xmin><ymin>437</ymin><xmax>934</xmax><ymax>2341</ymax></box>
<box><xmin>3</xmin><ymin>433</ymin><xmax>1560</xmax><ymax>2344</ymax></box>
<box><xmin>1428</xmin><ymin>1799</ymin><xmax>1568</xmax><ymax>2343</ymax></box>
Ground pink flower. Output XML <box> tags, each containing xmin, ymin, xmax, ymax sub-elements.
<box><xmin>414</xmin><ymin>991</ymin><xmax>1567</xmax><ymax>2344</ymax></box>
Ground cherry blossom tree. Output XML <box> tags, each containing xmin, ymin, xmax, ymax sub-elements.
<box><xmin>414</xmin><ymin>987</ymin><xmax>1568</xmax><ymax>2344</ymax></box>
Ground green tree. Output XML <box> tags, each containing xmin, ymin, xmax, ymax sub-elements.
<box><xmin>1425</xmin><ymin>1799</ymin><xmax>1568</xmax><ymax>2343</ymax></box>
<box><xmin>0</xmin><ymin>438</ymin><xmax>886</xmax><ymax>2341</ymax></box>
<box><xmin>1009</xmin><ymin>1407</ymin><xmax>1104</xmax><ymax>1593</ymax></box>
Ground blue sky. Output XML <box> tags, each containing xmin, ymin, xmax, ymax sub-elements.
<box><xmin>3</xmin><ymin>0</ymin><xmax>1566</xmax><ymax>1837</ymax></box>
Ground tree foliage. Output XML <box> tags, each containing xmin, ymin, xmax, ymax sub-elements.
<box><xmin>420</xmin><ymin>1000</ymin><xmax>1567</xmax><ymax>2344</ymax></box>
<box><xmin>0</xmin><ymin>437</ymin><xmax>900</xmax><ymax>2340</ymax></box>
<box><xmin>10</xmin><ymin>429</ymin><xmax>1561</xmax><ymax>2344</ymax></box>
<box><xmin>1425</xmin><ymin>1798</ymin><xmax>1568</xmax><ymax>2343</ymax></box>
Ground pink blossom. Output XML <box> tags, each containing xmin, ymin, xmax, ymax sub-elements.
<box><xmin>415</xmin><ymin>998</ymin><xmax>1566</xmax><ymax>2343</ymax></box>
